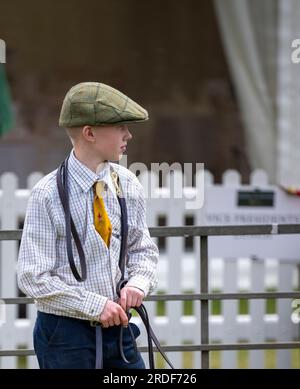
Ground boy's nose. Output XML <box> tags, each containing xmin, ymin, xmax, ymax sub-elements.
<box><xmin>125</xmin><ymin>127</ymin><xmax>132</xmax><ymax>140</ymax></box>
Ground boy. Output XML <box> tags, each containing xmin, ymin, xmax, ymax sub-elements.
<box><xmin>17</xmin><ymin>82</ymin><xmax>159</xmax><ymax>369</ymax></box>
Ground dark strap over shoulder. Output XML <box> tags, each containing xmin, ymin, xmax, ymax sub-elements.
<box><xmin>56</xmin><ymin>157</ymin><xmax>87</xmax><ymax>282</ymax></box>
<box><xmin>116</xmin><ymin>195</ymin><xmax>129</xmax><ymax>294</ymax></box>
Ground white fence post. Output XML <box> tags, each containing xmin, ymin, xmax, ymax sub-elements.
<box><xmin>221</xmin><ymin>259</ymin><xmax>239</xmax><ymax>368</ymax></box>
<box><xmin>0</xmin><ymin>173</ymin><xmax>19</xmax><ymax>368</ymax></box>
<box><xmin>277</xmin><ymin>262</ymin><xmax>295</xmax><ymax>368</ymax></box>
<box><xmin>164</xmin><ymin>170</ymin><xmax>185</xmax><ymax>369</ymax></box>
<box><xmin>249</xmin><ymin>259</ymin><xmax>265</xmax><ymax>368</ymax></box>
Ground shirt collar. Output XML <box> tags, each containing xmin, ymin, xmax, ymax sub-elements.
<box><xmin>68</xmin><ymin>149</ymin><xmax>117</xmax><ymax>195</ymax></box>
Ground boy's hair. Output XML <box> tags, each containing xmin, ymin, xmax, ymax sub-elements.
<box><xmin>65</xmin><ymin>127</ymin><xmax>82</xmax><ymax>145</ymax></box>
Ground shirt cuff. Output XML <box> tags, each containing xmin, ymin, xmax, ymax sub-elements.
<box><xmin>126</xmin><ymin>275</ymin><xmax>151</xmax><ymax>297</ymax></box>
<box><xmin>81</xmin><ymin>292</ymin><xmax>108</xmax><ymax>321</ymax></box>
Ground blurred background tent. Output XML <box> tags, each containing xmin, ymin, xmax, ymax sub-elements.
<box><xmin>0</xmin><ymin>0</ymin><xmax>299</xmax><ymax>187</ymax></box>
<box><xmin>214</xmin><ymin>0</ymin><xmax>300</xmax><ymax>187</ymax></box>
<box><xmin>0</xmin><ymin>0</ymin><xmax>250</xmax><ymax>186</ymax></box>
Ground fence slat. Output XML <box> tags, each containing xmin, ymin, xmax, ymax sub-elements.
<box><xmin>249</xmin><ymin>260</ymin><xmax>265</xmax><ymax>368</ymax></box>
<box><xmin>0</xmin><ymin>174</ymin><xmax>19</xmax><ymax>368</ymax></box>
<box><xmin>221</xmin><ymin>259</ymin><xmax>238</xmax><ymax>368</ymax></box>
<box><xmin>277</xmin><ymin>262</ymin><xmax>295</xmax><ymax>368</ymax></box>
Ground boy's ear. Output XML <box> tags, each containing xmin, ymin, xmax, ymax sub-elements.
<box><xmin>82</xmin><ymin>126</ymin><xmax>95</xmax><ymax>142</ymax></box>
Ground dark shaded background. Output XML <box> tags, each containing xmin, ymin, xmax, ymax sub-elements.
<box><xmin>0</xmin><ymin>0</ymin><xmax>250</xmax><ymax>185</ymax></box>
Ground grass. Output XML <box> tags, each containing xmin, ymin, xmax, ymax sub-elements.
<box><xmin>155</xmin><ymin>349</ymin><xmax>300</xmax><ymax>369</ymax></box>
<box><xmin>210</xmin><ymin>349</ymin><xmax>300</xmax><ymax>369</ymax></box>
<box><xmin>17</xmin><ymin>345</ymin><xmax>27</xmax><ymax>369</ymax></box>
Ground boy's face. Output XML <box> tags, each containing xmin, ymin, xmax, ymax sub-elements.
<box><xmin>92</xmin><ymin>124</ymin><xmax>133</xmax><ymax>161</ymax></box>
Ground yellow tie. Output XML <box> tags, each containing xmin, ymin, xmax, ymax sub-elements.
<box><xmin>93</xmin><ymin>181</ymin><xmax>112</xmax><ymax>247</ymax></box>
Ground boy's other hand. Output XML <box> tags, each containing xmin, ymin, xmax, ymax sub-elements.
<box><xmin>119</xmin><ymin>286</ymin><xmax>145</xmax><ymax>311</ymax></box>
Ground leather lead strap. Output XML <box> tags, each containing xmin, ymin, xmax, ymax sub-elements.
<box><xmin>56</xmin><ymin>157</ymin><xmax>87</xmax><ymax>282</ymax></box>
<box><xmin>95</xmin><ymin>325</ymin><xmax>103</xmax><ymax>369</ymax></box>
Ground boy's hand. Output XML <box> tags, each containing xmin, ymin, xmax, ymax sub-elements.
<box><xmin>99</xmin><ymin>300</ymin><xmax>128</xmax><ymax>328</ymax></box>
<box><xmin>119</xmin><ymin>286</ymin><xmax>145</xmax><ymax>311</ymax></box>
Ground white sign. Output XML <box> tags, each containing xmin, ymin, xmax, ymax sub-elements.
<box><xmin>205</xmin><ymin>186</ymin><xmax>300</xmax><ymax>261</ymax></box>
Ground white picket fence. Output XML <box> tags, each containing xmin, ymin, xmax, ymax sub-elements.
<box><xmin>0</xmin><ymin>168</ymin><xmax>299</xmax><ymax>369</ymax></box>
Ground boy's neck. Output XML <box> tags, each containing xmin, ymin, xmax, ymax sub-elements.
<box><xmin>73</xmin><ymin>148</ymin><xmax>107</xmax><ymax>174</ymax></box>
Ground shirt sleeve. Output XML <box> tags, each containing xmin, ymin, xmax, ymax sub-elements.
<box><xmin>17</xmin><ymin>188</ymin><xmax>107</xmax><ymax>321</ymax></box>
<box><xmin>125</xmin><ymin>180</ymin><xmax>159</xmax><ymax>296</ymax></box>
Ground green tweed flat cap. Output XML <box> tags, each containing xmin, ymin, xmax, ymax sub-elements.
<box><xmin>59</xmin><ymin>82</ymin><xmax>149</xmax><ymax>128</ymax></box>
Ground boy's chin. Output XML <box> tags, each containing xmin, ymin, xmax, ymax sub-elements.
<box><xmin>118</xmin><ymin>152</ymin><xmax>126</xmax><ymax>159</ymax></box>
<box><xmin>110</xmin><ymin>153</ymin><xmax>123</xmax><ymax>162</ymax></box>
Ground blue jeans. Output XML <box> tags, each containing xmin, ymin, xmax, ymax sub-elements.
<box><xmin>33</xmin><ymin>311</ymin><xmax>145</xmax><ymax>369</ymax></box>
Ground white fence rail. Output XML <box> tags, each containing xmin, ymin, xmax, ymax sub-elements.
<box><xmin>0</xmin><ymin>169</ymin><xmax>300</xmax><ymax>369</ymax></box>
